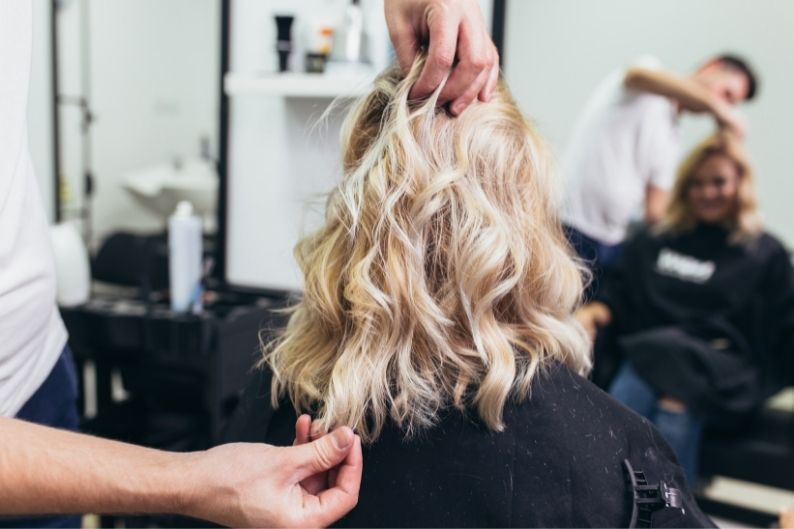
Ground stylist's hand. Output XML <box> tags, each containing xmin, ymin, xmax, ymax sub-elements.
<box><xmin>385</xmin><ymin>0</ymin><xmax>500</xmax><ymax>115</ymax></box>
<box><xmin>711</xmin><ymin>99</ymin><xmax>747</xmax><ymax>139</ymax></box>
<box><xmin>183</xmin><ymin>427</ymin><xmax>362</xmax><ymax>528</ymax></box>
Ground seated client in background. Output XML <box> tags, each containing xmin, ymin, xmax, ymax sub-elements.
<box><xmin>225</xmin><ymin>55</ymin><xmax>713</xmax><ymax>527</ymax></box>
<box><xmin>577</xmin><ymin>132</ymin><xmax>794</xmax><ymax>486</ymax></box>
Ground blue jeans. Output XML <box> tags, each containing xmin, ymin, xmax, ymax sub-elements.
<box><xmin>563</xmin><ymin>225</ymin><xmax>622</xmax><ymax>300</ymax></box>
<box><xmin>609</xmin><ymin>363</ymin><xmax>703</xmax><ymax>487</ymax></box>
<box><xmin>1</xmin><ymin>346</ymin><xmax>82</xmax><ymax>528</ymax></box>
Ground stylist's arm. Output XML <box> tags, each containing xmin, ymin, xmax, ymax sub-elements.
<box><xmin>385</xmin><ymin>0</ymin><xmax>500</xmax><ymax>114</ymax></box>
<box><xmin>0</xmin><ymin>417</ymin><xmax>362</xmax><ymax>528</ymax></box>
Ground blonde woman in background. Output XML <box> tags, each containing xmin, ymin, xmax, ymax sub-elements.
<box><xmin>577</xmin><ymin>132</ymin><xmax>794</xmax><ymax>486</ymax></box>
<box><xmin>225</xmin><ymin>55</ymin><xmax>713</xmax><ymax>527</ymax></box>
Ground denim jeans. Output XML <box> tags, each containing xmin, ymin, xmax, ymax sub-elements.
<box><xmin>609</xmin><ymin>363</ymin><xmax>703</xmax><ymax>487</ymax></box>
<box><xmin>1</xmin><ymin>346</ymin><xmax>82</xmax><ymax>528</ymax></box>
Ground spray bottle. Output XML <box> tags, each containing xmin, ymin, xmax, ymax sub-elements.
<box><xmin>168</xmin><ymin>200</ymin><xmax>203</xmax><ymax>314</ymax></box>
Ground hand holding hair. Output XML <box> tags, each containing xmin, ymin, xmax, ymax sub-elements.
<box><xmin>186</xmin><ymin>425</ymin><xmax>363</xmax><ymax>527</ymax></box>
<box><xmin>385</xmin><ymin>0</ymin><xmax>500</xmax><ymax>115</ymax></box>
<box><xmin>711</xmin><ymin>99</ymin><xmax>747</xmax><ymax>139</ymax></box>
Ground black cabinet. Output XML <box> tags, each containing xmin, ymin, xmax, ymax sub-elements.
<box><xmin>61</xmin><ymin>293</ymin><xmax>289</xmax><ymax>451</ymax></box>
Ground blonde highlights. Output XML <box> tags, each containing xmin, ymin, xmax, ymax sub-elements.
<box><xmin>264</xmin><ymin>56</ymin><xmax>591</xmax><ymax>443</ymax></box>
<box><xmin>660</xmin><ymin>132</ymin><xmax>762</xmax><ymax>242</ymax></box>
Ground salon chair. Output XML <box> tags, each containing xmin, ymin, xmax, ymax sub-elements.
<box><xmin>695</xmin><ymin>384</ymin><xmax>793</xmax><ymax>526</ymax></box>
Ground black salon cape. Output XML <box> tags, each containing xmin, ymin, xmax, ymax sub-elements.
<box><xmin>597</xmin><ymin>224</ymin><xmax>794</xmax><ymax>427</ymax></box>
<box><xmin>222</xmin><ymin>363</ymin><xmax>714</xmax><ymax>528</ymax></box>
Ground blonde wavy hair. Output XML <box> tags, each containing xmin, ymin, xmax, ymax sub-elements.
<box><xmin>659</xmin><ymin>132</ymin><xmax>762</xmax><ymax>242</ymax></box>
<box><xmin>264</xmin><ymin>55</ymin><xmax>591</xmax><ymax>443</ymax></box>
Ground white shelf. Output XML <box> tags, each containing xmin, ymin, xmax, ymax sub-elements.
<box><xmin>224</xmin><ymin>69</ymin><xmax>377</xmax><ymax>99</ymax></box>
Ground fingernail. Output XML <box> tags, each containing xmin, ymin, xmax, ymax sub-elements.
<box><xmin>330</xmin><ymin>428</ymin><xmax>354</xmax><ymax>450</ymax></box>
<box><xmin>451</xmin><ymin>102</ymin><xmax>463</xmax><ymax>115</ymax></box>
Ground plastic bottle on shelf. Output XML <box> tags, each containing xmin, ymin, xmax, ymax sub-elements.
<box><xmin>168</xmin><ymin>200</ymin><xmax>203</xmax><ymax>314</ymax></box>
<box><xmin>334</xmin><ymin>0</ymin><xmax>363</xmax><ymax>63</ymax></box>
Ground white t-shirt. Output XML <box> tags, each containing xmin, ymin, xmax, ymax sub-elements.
<box><xmin>562</xmin><ymin>56</ymin><xmax>681</xmax><ymax>245</ymax></box>
<box><xmin>0</xmin><ymin>1</ymin><xmax>68</xmax><ymax>416</ymax></box>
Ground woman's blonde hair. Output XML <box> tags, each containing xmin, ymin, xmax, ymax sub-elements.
<box><xmin>264</xmin><ymin>55</ymin><xmax>591</xmax><ymax>443</ymax></box>
<box><xmin>659</xmin><ymin>132</ymin><xmax>762</xmax><ymax>242</ymax></box>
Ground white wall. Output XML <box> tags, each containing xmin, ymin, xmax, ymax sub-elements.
<box><xmin>504</xmin><ymin>0</ymin><xmax>794</xmax><ymax>248</ymax></box>
<box><xmin>90</xmin><ymin>0</ymin><xmax>219</xmax><ymax>241</ymax></box>
<box><xmin>54</xmin><ymin>0</ymin><xmax>220</xmax><ymax>243</ymax></box>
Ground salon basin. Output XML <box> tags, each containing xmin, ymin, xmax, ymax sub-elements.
<box><xmin>122</xmin><ymin>158</ymin><xmax>218</xmax><ymax>230</ymax></box>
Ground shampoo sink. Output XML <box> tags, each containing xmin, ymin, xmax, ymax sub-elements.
<box><xmin>122</xmin><ymin>158</ymin><xmax>218</xmax><ymax>232</ymax></box>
